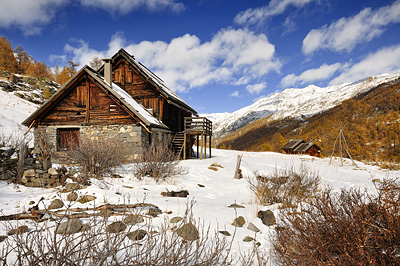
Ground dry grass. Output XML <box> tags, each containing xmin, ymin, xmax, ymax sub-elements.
<box><xmin>273</xmin><ymin>179</ymin><xmax>400</xmax><ymax>266</ymax></box>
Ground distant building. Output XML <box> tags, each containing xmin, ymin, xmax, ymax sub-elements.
<box><xmin>281</xmin><ymin>139</ymin><xmax>321</xmax><ymax>157</ymax></box>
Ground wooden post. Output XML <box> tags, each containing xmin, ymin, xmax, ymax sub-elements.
<box><xmin>183</xmin><ymin>133</ymin><xmax>187</xmax><ymax>160</ymax></box>
<box><xmin>209</xmin><ymin>134</ymin><xmax>212</xmax><ymax>158</ymax></box>
<box><xmin>200</xmin><ymin>133</ymin><xmax>204</xmax><ymax>159</ymax></box>
<box><xmin>196</xmin><ymin>135</ymin><xmax>199</xmax><ymax>158</ymax></box>
<box><xmin>234</xmin><ymin>154</ymin><xmax>243</xmax><ymax>179</ymax></box>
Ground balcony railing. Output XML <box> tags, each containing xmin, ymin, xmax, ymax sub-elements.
<box><xmin>184</xmin><ymin>117</ymin><xmax>212</xmax><ymax>135</ymax></box>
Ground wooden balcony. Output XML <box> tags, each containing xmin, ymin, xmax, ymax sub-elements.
<box><xmin>182</xmin><ymin>117</ymin><xmax>212</xmax><ymax>160</ymax></box>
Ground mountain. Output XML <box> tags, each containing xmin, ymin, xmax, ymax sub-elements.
<box><xmin>216</xmin><ymin>76</ymin><xmax>400</xmax><ymax>163</ymax></box>
<box><xmin>207</xmin><ymin>72</ymin><xmax>400</xmax><ymax>136</ymax></box>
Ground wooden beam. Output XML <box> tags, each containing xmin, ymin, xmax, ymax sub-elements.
<box><xmin>85</xmin><ymin>78</ymin><xmax>90</xmax><ymax>124</ymax></box>
<box><xmin>183</xmin><ymin>133</ymin><xmax>187</xmax><ymax>160</ymax></box>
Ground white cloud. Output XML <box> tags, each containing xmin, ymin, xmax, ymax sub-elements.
<box><xmin>302</xmin><ymin>0</ymin><xmax>400</xmax><ymax>55</ymax></box>
<box><xmin>281</xmin><ymin>63</ymin><xmax>341</xmax><ymax>87</ymax></box>
<box><xmin>0</xmin><ymin>0</ymin><xmax>66</xmax><ymax>35</ymax></box>
<box><xmin>61</xmin><ymin>29</ymin><xmax>281</xmax><ymax>92</ymax></box>
<box><xmin>246</xmin><ymin>82</ymin><xmax>267</xmax><ymax>94</ymax></box>
<box><xmin>79</xmin><ymin>0</ymin><xmax>184</xmax><ymax>15</ymax></box>
<box><xmin>329</xmin><ymin>44</ymin><xmax>400</xmax><ymax>85</ymax></box>
<box><xmin>234</xmin><ymin>0</ymin><xmax>315</xmax><ymax>26</ymax></box>
<box><xmin>231</xmin><ymin>91</ymin><xmax>240</xmax><ymax>97</ymax></box>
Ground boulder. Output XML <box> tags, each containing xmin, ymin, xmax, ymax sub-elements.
<box><xmin>219</xmin><ymin>230</ymin><xmax>231</xmax><ymax>236</ymax></box>
<box><xmin>228</xmin><ymin>203</ymin><xmax>245</xmax><ymax>209</ymax></box>
<box><xmin>232</xmin><ymin>216</ymin><xmax>246</xmax><ymax>227</ymax></box>
<box><xmin>161</xmin><ymin>190</ymin><xmax>189</xmax><ymax>198</ymax></box>
<box><xmin>0</xmin><ymin>235</ymin><xmax>7</xmax><ymax>242</ymax></box>
<box><xmin>258</xmin><ymin>210</ymin><xmax>276</xmax><ymax>226</ymax></box>
<box><xmin>56</xmin><ymin>219</ymin><xmax>82</xmax><ymax>235</ymax></box>
<box><xmin>78</xmin><ymin>195</ymin><xmax>96</xmax><ymax>203</ymax></box>
<box><xmin>148</xmin><ymin>207</ymin><xmax>162</xmax><ymax>217</ymax></box>
<box><xmin>66</xmin><ymin>192</ymin><xmax>78</xmax><ymax>202</ymax></box>
<box><xmin>3</xmin><ymin>148</ymin><xmax>15</xmax><ymax>157</ymax></box>
<box><xmin>106</xmin><ymin>221</ymin><xmax>126</xmax><ymax>233</ymax></box>
<box><xmin>8</xmin><ymin>225</ymin><xmax>29</xmax><ymax>235</ymax></box>
<box><xmin>48</xmin><ymin>199</ymin><xmax>64</xmax><ymax>210</ymax></box>
<box><xmin>247</xmin><ymin>222</ymin><xmax>260</xmax><ymax>233</ymax></box>
<box><xmin>42</xmin><ymin>159</ymin><xmax>52</xmax><ymax>171</ymax></box>
<box><xmin>170</xmin><ymin>216</ymin><xmax>183</xmax><ymax>224</ymax></box>
<box><xmin>243</xmin><ymin>236</ymin><xmax>255</xmax><ymax>242</ymax></box>
<box><xmin>124</xmin><ymin>214</ymin><xmax>144</xmax><ymax>225</ymax></box>
<box><xmin>127</xmin><ymin>229</ymin><xmax>147</xmax><ymax>241</ymax></box>
<box><xmin>23</xmin><ymin>169</ymin><xmax>36</xmax><ymax>177</ymax></box>
<box><xmin>47</xmin><ymin>167</ymin><xmax>58</xmax><ymax>176</ymax></box>
<box><xmin>176</xmin><ymin>223</ymin><xmax>199</xmax><ymax>241</ymax></box>
<box><xmin>64</xmin><ymin>182</ymin><xmax>80</xmax><ymax>192</ymax></box>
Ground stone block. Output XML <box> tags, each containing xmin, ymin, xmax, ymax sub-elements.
<box><xmin>23</xmin><ymin>169</ymin><xmax>36</xmax><ymax>177</ymax></box>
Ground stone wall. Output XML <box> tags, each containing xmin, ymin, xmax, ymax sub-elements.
<box><xmin>34</xmin><ymin>124</ymin><xmax>172</xmax><ymax>165</ymax></box>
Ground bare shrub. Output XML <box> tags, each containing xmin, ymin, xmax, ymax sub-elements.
<box><xmin>35</xmin><ymin>129</ymin><xmax>53</xmax><ymax>161</ymax></box>
<box><xmin>273</xmin><ymin>179</ymin><xmax>400</xmax><ymax>266</ymax></box>
<box><xmin>74</xmin><ymin>137</ymin><xmax>129</xmax><ymax>180</ymax></box>
<box><xmin>0</xmin><ymin>203</ymin><xmax>260</xmax><ymax>265</ymax></box>
<box><xmin>133</xmin><ymin>143</ymin><xmax>185</xmax><ymax>182</ymax></box>
<box><xmin>248</xmin><ymin>164</ymin><xmax>320</xmax><ymax>207</ymax></box>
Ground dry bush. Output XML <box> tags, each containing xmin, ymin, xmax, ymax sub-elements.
<box><xmin>248</xmin><ymin>164</ymin><xmax>320</xmax><ymax>207</ymax></box>
<box><xmin>273</xmin><ymin>179</ymin><xmax>400</xmax><ymax>266</ymax></box>
<box><xmin>74</xmin><ymin>137</ymin><xmax>129</xmax><ymax>180</ymax></box>
<box><xmin>35</xmin><ymin>129</ymin><xmax>53</xmax><ymax>161</ymax></box>
<box><xmin>133</xmin><ymin>143</ymin><xmax>185</xmax><ymax>182</ymax></box>
<box><xmin>0</xmin><ymin>204</ymin><xmax>261</xmax><ymax>265</ymax></box>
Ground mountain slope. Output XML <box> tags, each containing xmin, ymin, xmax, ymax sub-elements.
<box><xmin>209</xmin><ymin>72</ymin><xmax>400</xmax><ymax>136</ymax></box>
<box><xmin>217</xmin><ymin>77</ymin><xmax>400</xmax><ymax>163</ymax></box>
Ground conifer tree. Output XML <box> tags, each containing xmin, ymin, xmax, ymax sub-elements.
<box><xmin>0</xmin><ymin>36</ymin><xmax>18</xmax><ymax>73</ymax></box>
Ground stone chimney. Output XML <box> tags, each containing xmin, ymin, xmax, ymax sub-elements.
<box><xmin>103</xmin><ymin>59</ymin><xmax>112</xmax><ymax>85</ymax></box>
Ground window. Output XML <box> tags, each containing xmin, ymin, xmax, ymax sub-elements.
<box><xmin>109</xmin><ymin>104</ymin><xmax>118</xmax><ymax>112</ymax></box>
<box><xmin>57</xmin><ymin>128</ymin><xmax>80</xmax><ymax>151</ymax></box>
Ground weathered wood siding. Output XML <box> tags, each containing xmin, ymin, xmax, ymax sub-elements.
<box><xmin>39</xmin><ymin>75</ymin><xmax>137</xmax><ymax>126</ymax></box>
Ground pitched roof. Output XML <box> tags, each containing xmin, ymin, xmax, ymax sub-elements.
<box><xmin>22</xmin><ymin>65</ymin><xmax>168</xmax><ymax>130</ymax></box>
<box><xmin>281</xmin><ymin>139</ymin><xmax>306</xmax><ymax>151</ymax></box>
<box><xmin>98</xmin><ymin>48</ymin><xmax>197</xmax><ymax>115</ymax></box>
<box><xmin>293</xmin><ymin>142</ymin><xmax>321</xmax><ymax>154</ymax></box>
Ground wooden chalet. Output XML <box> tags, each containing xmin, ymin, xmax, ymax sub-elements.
<box><xmin>281</xmin><ymin>139</ymin><xmax>321</xmax><ymax>157</ymax></box>
<box><xmin>23</xmin><ymin>48</ymin><xmax>212</xmax><ymax>163</ymax></box>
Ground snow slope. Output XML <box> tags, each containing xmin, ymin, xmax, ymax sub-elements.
<box><xmin>207</xmin><ymin>72</ymin><xmax>400</xmax><ymax>135</ymax></box>
<box><xmin>0</xmin><ymin>148</ymin><xmax>397</xmax><ymax>263</ymax></box>
<box><xmin>0</xmin><ymin>89</ymin><xmax>38</xmax><ymax>138</ymax></box>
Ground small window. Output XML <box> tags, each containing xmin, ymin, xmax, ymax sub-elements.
<box><xmin>57</xmin><ymin>128</ymin><xmax>80</xmax><ymax>151</ymax></box>
<box><xmin>109</xmin><ymin>104</ymin><xmax>118</xmax><ymax>112</ymax></box>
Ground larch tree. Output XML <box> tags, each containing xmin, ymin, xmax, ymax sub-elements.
<box><xmin>89</xmin><ymin>56</ymin><xmax>103</xmax><ymax>71</ymax></box>
<box><xmin>0</xmin><ymin>36</ymin><xmax>18</xmax><ymax>73</ymax></box>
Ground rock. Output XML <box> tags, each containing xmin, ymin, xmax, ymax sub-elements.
<box><xmin>106</xmin><ymin>221</ymin><xmax>126</xmax><ymax>233</ymax></box>
<box><xmin>78</xmin><ymin>195</ymin><xmax>96</xmax><ymax>204</ymax></box>
<box><xmin>0</xmin><ymin>235</ymin><xmax>7</xmax><ymax>242</ymax></box>
<box><xmin>219</xmin><ymin>230</ymin><xmax>231</xmax><ymax>236</ymax></box>
<box><xmin>112</xmin><ymin>174</ymin><xmax>123</xmax><ymax>178</ymax></box>
<box><xmin>56</xmin><ymin>219</ymin><xmax>82</xmax><ymax>235</ymax></box>
<box><xmin>198</xmin><ymin>184</ymin><xmax>205</xmax><ymax>187</ymax></box>
<box><xmin>148</xmin><ymin>207</ymin><xmax>162</xmax><ymax>217</ymax></box>
<box><xmin>258</xmin><ymin>210</ymin><xmax>276</xmax><ymax>226</ymax></box>
<box><xmin>80</xmin><ymin>223</ymin><xmax>91</xmax><ymax>232</ymax></box>
<box><xmin>176</xmin><ymin>223</ymin><xmax>199</xmax><ymax>241</ymax></box>
<box><xmin>127</xmin><ymin>229</ymin><xmax>147</xmax><ymax>241</ymax></box>
<box><xmin>29</xmin><ymin>200</ymin><xmax>35</xmax><ymax>205</ymax></box>
<box><xmin>59</xmin><ymin>166</ymin><xmax>68</xmax><ymax>175</ymax></box>
<box><xmin>20</xmin><ymin>176</ymin><xmax>28</xmax><ymax>183</ymax></box>
<box><xmin>64</xmin><ymin>182</ymin><xmax>80</xmax><ymax>192</ymax></box>
<box><xmin>66</xmin><ymin>192</ymin><xmax>78</xmax><ymax>202</ymax></box>
<box><xmin>3</xmin><ymin>148</ymin><xmax>15</xmax><ymax>157</ymax></box>
<box><xmin>124</xmin><ymin>214</ymin><xmax>144</xmax><ymax>225</ymax></box>
<box><xmin>23</xmin><ymin>169</ymin><xmax>36</xmax><ymax>177</ymax></box>
<box><xmin>243</xmin><ymin>236</ymin><xmax>255</xmax><ymax>242</ymax></box>
<box><xmin>170</xmin><ymin>216</ymin><xmax>183</xmax><ymax>224</ymax></box>
<box><xmin>161</xmin><ymin>190</ymin><xmax>189</xmax><ymax>198</ymax></box>
<box><xmin>25</xmin><ymin>157</ymin><xmax>35</xmax><ymax>165</ymax></box>
<box><xmin>47</xmin><ymin>167</ymin><xmax>58</xmax><ymax>176</ymax></box>
<box><xmin>228</xmin><ymin>203</ymin><xmax>245</xmax><ymax>209</ymax></box>
<box><xmin>43</xmin><ymin>159</ymin><xmax>52</xmax><ymax>171</ymax></box>
<box><xmin>48</xmin><ymin>199</ymin><xmax>64</xmax><ymax>210</ymax></box>
<box><xmin>8</xmin><ymin>225</ymin><xmax>29</xmax><ymax>235</ymax></box>
<box><xmin>232</xmin><ymin>216</ymin><xmax>246</xmax><ymax>227</ymax></box>
<box><xmin>247</xmin><ymin>222</ymin><xmax>260</xmax><ymax>233</ymax></box>
<box><xmin>35</xmin><ymin>169</ymin><xmax>45</xmax><ymax>174</ymax></box>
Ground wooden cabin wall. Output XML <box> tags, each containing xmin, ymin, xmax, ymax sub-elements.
<box><xmin>39</xmin><ymin>75</ymin><xmax>137</xmax><ymax>126</ymax></box>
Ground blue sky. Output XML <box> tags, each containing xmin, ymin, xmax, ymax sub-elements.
<box><xmin>1</xmin><ymin>0</ymin><xmax>400</xmax><ymax>114</ymax></box>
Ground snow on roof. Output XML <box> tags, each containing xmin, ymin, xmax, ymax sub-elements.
<box><xmin>109</xmin><ymin>81</ymin><xmax>162</xmax><ymax>127</ymax></box>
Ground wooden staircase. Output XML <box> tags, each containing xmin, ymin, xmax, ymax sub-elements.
<box><xmin>171</xmin><ymin>132</ymin><xmax>184</xmax><ymax>158</ymax></box>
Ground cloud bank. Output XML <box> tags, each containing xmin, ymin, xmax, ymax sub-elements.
<box><xmin>62</xmin><ymin>29</ymin><xmax>281</xmax><ymax>92</ymax></box>
<box><xmin>281</xmin><ymin>63</ymin><xmax>341</xmax><ymax>87</ymax></box>
<box><xmin>302</xmin><ymin>0</ymin><xmax>400</xmax><ymax>55</ymax></box>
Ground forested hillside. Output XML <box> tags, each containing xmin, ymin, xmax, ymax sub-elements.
<box><xmin>217</xmin><ymin>78</ymin><xmax>400</xmax><ymax>163</ymax></box>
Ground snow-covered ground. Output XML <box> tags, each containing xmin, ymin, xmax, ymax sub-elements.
<box><xmin>1</xmin><ymin>148</ymin><xmax>397</xmax><ymax>263</ymax></box>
